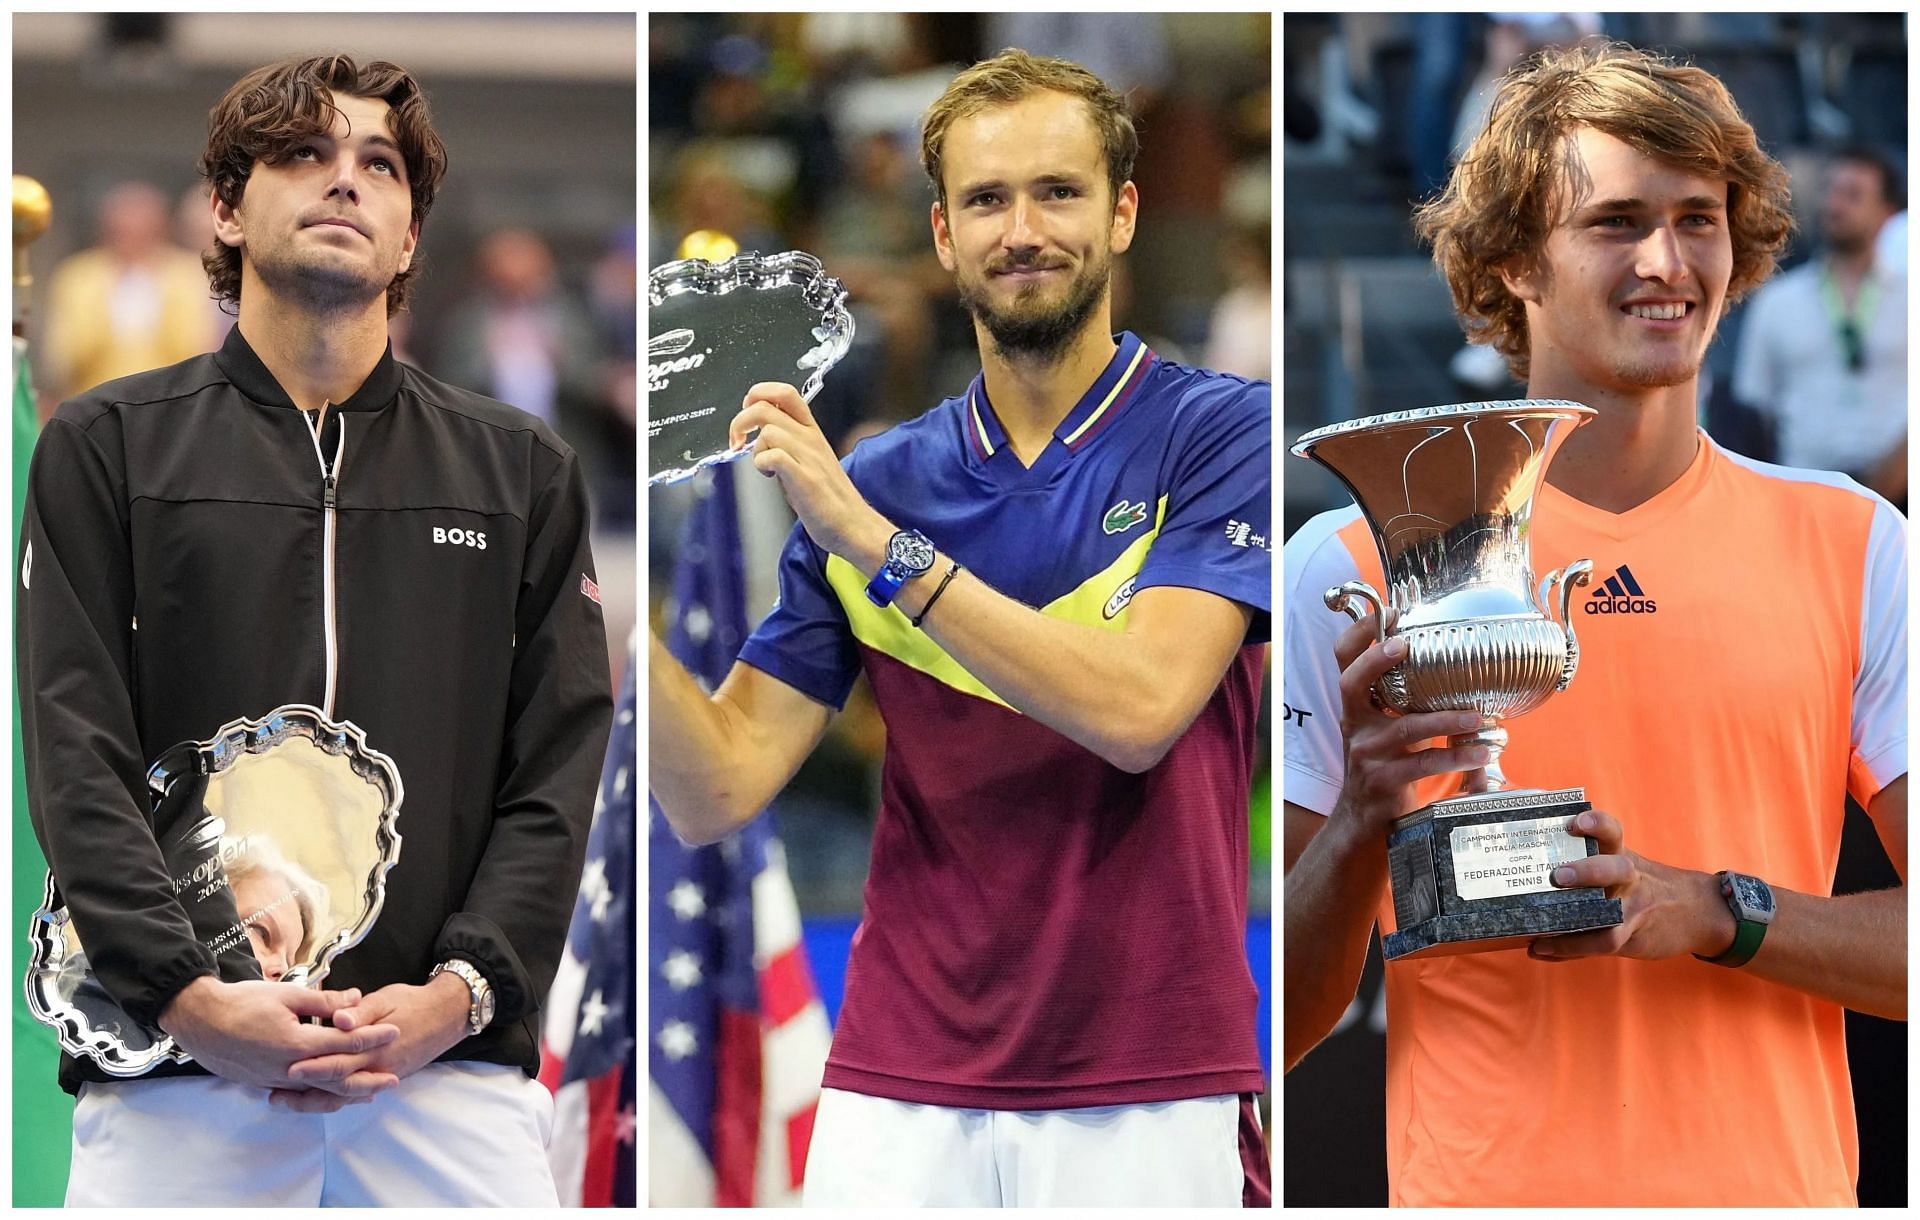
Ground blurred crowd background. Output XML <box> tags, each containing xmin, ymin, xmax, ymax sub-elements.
<box><xmin>15</xmin><ymin>13</ymin><xmax>638</xmax><ymax>620</ymax></box>
<box><xmin>1283</xmin><ymin>12</ymin><xmax>1908</xmax><ymax>535</ymax></box>
<box><xmin>648</xmin><ymin>9</ymin><xmax>1273</xmax><ymax>1068</ymax></box>
<box><xmin>1281</xmin><ymin>13</ymin><xmax>1906</xmax><ymax>1207</ymax></box>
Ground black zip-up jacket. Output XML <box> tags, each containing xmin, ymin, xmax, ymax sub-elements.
<box><xmin>19</xmin><ymin>325</ymin><xmax>614</xmax><ymax>1094</ymax></box>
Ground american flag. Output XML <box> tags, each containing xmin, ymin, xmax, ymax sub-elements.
<box><xmin>541</xmin><ymin>648</ymin><xmax>638</xmax><ymax>1206</ymax></box>
<box><xmin>648</xmin><ymin>464</ymin><xmax>833</xmax><ymax>1206</ymax></box>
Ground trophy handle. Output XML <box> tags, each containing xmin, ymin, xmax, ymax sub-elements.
<box><xmin>1324</xmin><ymin>581</ymin><xmax>1389</xmax><ymax>643</ymax></box>
<box><xmin>1539</xmin><ymin>560</ymin><xmax>1594</xmax><ymax>690</ymax></box>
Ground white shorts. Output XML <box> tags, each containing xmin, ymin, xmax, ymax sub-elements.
<box><xmin>801</xmin><ymin>1087</ymin><xmax>1250</xmax><ymax>1207</ymax></box>
<box><xmin>65</xmin><ymin>1060</ymin><xmax>557</xmax><ymax>1207</ymax></box>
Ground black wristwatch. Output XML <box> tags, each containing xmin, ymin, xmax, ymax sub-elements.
<box><xmin>865</xmin><ymin>529</ymin><xmax>937</xmax><ymax>607</ymax></box>
<box><xmin>1694</xmin><ymin>870</ymin><xmax>1774</xmax><ymax>968</ymax></box>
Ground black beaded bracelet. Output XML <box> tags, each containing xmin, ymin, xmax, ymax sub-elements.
<box><xmin>910</xmin><ymin>560</ymin><xmax>963</xmax><ymax>629</ymax></box>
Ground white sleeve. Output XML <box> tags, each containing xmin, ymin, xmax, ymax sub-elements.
<box><xmin>1852</xmin><ymin>496</ymin><xmax>1907</xmax><ymax>796</ymax></box>
<box><xmin>1282</xmin><ymin>507</ymin><xmax>1365</xmax><ymax>816</ymax></box>
<box><xmin>1729</xmin><ymin>284</ymin><xmax>1778</xmax><ymax>417</ymax></box>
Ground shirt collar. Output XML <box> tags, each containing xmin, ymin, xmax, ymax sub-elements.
<box><xmin>964</xmin><ymin>331</ymin><xmax>1155</xmax><ymax>462</ymax></box>
<box><xmin>214</xmin><ymin>323</ymin><xmax>403</xmax><ymax>413</ymax></box>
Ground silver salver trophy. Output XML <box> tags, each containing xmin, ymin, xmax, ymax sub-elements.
<box><xmin>1292</xmin><ymin>400</ymin><xmax>1624</xmax><ymax>960</ymax></box>
<box><xmin>647</xmin><ymin>250</ymin><xmax>855</xmax><ymax>487</ymax></box>
<box><xmin>26</xmin><ymin>705</ymin><xmax>403</xmax><ymax>1075</ymax></box>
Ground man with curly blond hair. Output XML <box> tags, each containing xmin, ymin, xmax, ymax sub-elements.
<box><xmin>19</xmin><ymin>55</ymin><xmax>611</xmax><ymax>1204</ymax></box>
<box><xmin>1283</xmin><ymin>42</ymin><xmax>1906</xmax><ymax>1205</ymax></box>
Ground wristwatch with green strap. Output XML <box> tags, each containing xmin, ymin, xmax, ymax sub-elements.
<box><xmin>1695</xmin><ymin>870</ymin><xmax>1774</xmax><ymax>968</ymax></box>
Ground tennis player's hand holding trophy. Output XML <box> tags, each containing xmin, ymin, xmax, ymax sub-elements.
<box><xmin>1293</xmin><ymin>401</ymin><xmax>1625</xmax><ymax>960</ymax></box>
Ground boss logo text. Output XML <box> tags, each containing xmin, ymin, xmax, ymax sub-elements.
<box><xmin>432</xmin><ymin>526</ymin><xmax>488</xmax><ymax>550</ymax></box>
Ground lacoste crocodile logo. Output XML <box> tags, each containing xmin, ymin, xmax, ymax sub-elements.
<box><xmin>1102</xmin><ymin>499</ymin><xmax>1148</xmax><ymax>535</ymax></box>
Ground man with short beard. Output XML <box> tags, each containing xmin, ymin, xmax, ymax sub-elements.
<box><xmin>650</xmin><ymin>49</ymin><xmax>1271</xmax><ymax>1207</ymax></box>
<box><xmin>1283</xmin><ymin>43</ymin><xmax>1905</xmax><ymax>1206</ymax></box>
<box><xmin>1734</xmin><ymin>144</ymin><xmax>1908</xmax><ymax>507</ymax></box>
<box><xmin>18</xmin><ymin>56</ymin><xmax>611</xmax><ymax>1205</ymax></box>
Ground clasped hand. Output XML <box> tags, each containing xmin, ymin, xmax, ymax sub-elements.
<box><xmin>159</xmin><ymin>973</ymin><xmax>473</xmax><ymax>1114</ymax></box>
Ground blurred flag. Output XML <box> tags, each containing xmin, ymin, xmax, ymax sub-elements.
<box><xmin>648</xmin><ymin>464</ymin><xmax>832</xmax><ymax>1206</ymax></box>
<box><xmin>541</xmin><ymin>649</ymin><xmax>638</xmax><ymax>1206</ymax></box>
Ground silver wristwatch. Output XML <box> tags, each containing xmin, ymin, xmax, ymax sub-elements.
<box><xmin>431</xmin><ymin>959</ymin><xmax>496</xmax><ymax>1036</ymax></box>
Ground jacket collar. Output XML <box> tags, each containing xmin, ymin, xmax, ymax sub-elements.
<box><xmin>214</xmin><ymin>324</ymin><xmax>403</xmax><ymax>413</ymax></box>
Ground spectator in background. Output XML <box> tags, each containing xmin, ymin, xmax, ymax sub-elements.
<box><xmin>42</xmin><ymin>180</ymin><xmax>218</xmax><ymax>406</ymax></box>
<box><xmin>985</xmin><ymin>12</ymin><xmax>1171</xmax><ymax>107</ymax></box>
<box><xmin>1733</xmin><ymin>144</ymin><xmax>1907</xmax><ymax>508</ymax></box>
<box><xmin>1204</xmin><ymin>223</ymin><xmax>1270</xmax><ymax>379</ymax></box>
<box><xmin>435</xmin><ymin>227</ymin><xmax>604</xmax><ymax>457</ymax></box>
<box><xmin>652</xmin><ymin>145</ymin><xmax>782</xmax><ymax>268</ymax></box>
<box><xmin>175</xmin><ymin>182</ymin><xmax>236</xmax><ymax>345</ymax></box>
<box><xmin>586</xmin><ymin>226</ymin><xmax>638</xmax><ymax>529</ymax></box>
<box><xmin>812</xmin><ymin>131</ymin><xmax>941</xmax><ymax>418</ymax></box>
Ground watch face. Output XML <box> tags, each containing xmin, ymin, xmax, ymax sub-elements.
<box><xmin>891</xmin><ymin>530</ymin><xmax>936</xmax><ymax>574</ymax></box>
<box><xmin>478</xmin><ymin>991</ymin><xmax>497</xmax><ymax>1024</ymax></box>
<box><xmin>1727</xmin><ymin>873</ymin><xmax>1774</xmax><ymax>918</ymax></box>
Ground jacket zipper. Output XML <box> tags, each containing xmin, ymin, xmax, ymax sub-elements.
<box><xmin>303</xmin><ymin>407</ymin><xmax>346</xmax><ymax>718</ymax></box>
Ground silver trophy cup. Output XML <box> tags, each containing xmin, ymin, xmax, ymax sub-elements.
<box><xmin>26</xmin><ymin>706</ymin><xmax>403</xmax><ymax>1075</ymax></box>
<box><xmin>1292</xmin><ymin>400</ymin><xmax>1623</xmax><ymax>959</ymax></box>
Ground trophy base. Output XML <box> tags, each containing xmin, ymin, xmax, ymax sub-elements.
<box><xmin>1382</xmin><ymin>785</ymin><xmax>1624</xmax><ymax>962</ymax></box>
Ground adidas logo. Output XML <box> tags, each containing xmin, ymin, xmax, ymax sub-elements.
<box><xmin>1583</xmin><ymin>564</ymin><xmax>1657</xmax><ymax>615</ymax></box>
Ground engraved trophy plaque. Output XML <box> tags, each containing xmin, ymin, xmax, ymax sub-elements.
<box><xmin>1292</xmin><ymin>400</ymin><xmax>1624</xmax><ymax>960</ymax></box>
<box><xmin>647</xmin><ymin>249</ymin><xmax>855</xmax><ymax>486</ymax></box>
<box><xmin>26</xmin><ymin>705</ymin><xmax>403</xmax><ymax>1075</ymax></box>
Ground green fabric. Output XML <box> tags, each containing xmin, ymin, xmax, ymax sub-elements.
<box><xmin>1250</xmin><ymin>769</ymin><xmax>1271</xmax><ymax>866</ymax></box>
<box><xmin>13</xmin><ymin>337</ymin><xmax>70</xmax><ymax>1205</ymax></box>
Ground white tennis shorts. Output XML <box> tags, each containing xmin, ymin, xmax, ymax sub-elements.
<box><xmin>64</xmin><ymin>1060</ymin><xmax>557</xmax><ymax>1207</ymax></box>
<box><xmin>801</xmin><ymin>1087</ymin><xmax>1250</xmax><ymax>1206</ymax></box>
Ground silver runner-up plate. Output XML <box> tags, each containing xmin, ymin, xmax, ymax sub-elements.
<box><xmin>647</xmin><ymin>249</ymin><xmax>854</xmax><ymax>487</ymax></box>
<box><xmin>25</xmin><ymin>705</ymin><xmax>403</xmax><ymax>1077</ymax></box>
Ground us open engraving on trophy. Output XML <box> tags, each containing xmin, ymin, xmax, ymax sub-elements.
<box><xmin>646</xmin><ymin>327</ymin><xmax>711</xmax><ymax>394</ymax></box>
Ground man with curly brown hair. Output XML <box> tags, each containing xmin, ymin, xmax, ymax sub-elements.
<box><xmin>18</xmin><ymin>55</ymin><xmax>612</xmax><ymax>1205</ymax></box>
<box><xmin>1283</xmin><ymin>43</ymin><xmax>1906</xmax><ymax>1205</ymax></box>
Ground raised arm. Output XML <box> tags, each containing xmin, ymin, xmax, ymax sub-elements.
<box><xmin>731</xmin><ymin>381</ymin><xmax>1265</xmax><ymax>773</ymax></box>
<box><xmin>892</xmin><ymin>571</ymin><xmax>1248</xmax><ymax>773</ymax></box>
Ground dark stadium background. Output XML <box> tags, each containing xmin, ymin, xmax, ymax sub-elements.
<box><xmin>1281</xmin><ymin>12</ymin><xmax>1906</xmax><ymax>1207</ymax></box>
